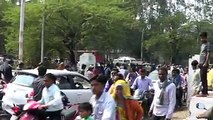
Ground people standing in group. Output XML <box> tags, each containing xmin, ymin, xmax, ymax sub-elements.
<box><xmin>32</xmin><ymin>65</ymin><xmax>47</xmax><ymax>101</ymax></box>
<box><xmin>197</xmin><ymin>32</ymin><xmax>210</xmax><ymax>97</ymax></box>
<box><xmin>170</xmin><ymin>69</ymin><xmax>183</xmax><ymax>108</ymax></box>
<box><xmin>149</xmin><ymin>67</ymin><xmax>176</xmax><ymax>120</ymax></box>
<box><xmin>38</xmin><ymin>73</ymin><xmax>64</xmax><ymax>120</ymax></box>
<box><xmin>104</xmin><ymin>68</ymin><xmax>119</xmax><ymax>92</ymax></box>
<box><xmin>89</xmin><ymin>75</ymin><xmax>116</xmax><ymax>120</ymax></box>
<box><xmin>111</xmin><ymin>84</ymin><xmax>144</xmax><ymax>120</ymax></box>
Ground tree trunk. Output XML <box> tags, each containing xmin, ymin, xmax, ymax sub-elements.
<box><xmin>0</xmin><ymin>36</ymin><xmax>5</xmax><ymax>55</ymax></box>
<box><xmin>69</xmin><ymin>49</ymin><xmax>77</xmax><ymax>71</ymax></box>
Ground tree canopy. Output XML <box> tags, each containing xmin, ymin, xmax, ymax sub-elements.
<box><xmin>1</xmin><ymin>0</ymin><xmax>213</xmax><ymax>66</ymax></box>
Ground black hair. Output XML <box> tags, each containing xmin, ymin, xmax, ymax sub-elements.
<box><xmin>159</xmin><ymin>67</ymin><xmax>168</xmax><ymax>74</ymax></box>
<box><xmin>200</xmin><ymin>32</ymin><xmax>208</xmax><ymax>38</ymax></box>
<box><xmin>90</xmin><ymin>74</ymin><xmax>108</xmax><ymax>85</ymax></box>
<box><xmin>79</xmin><ymin>102</ymin><xmax>93</xmax><ymax>113</ymax></box>
<box><xmin>130</xmin><ymin>67</ymin><xmax>136</xmax><ymax>72</ymax></box>
<box><xmin>38</xmin><ymin>65</ymin><xmax>47</xmax><ymax>76</ymax></box>
<box><xmin>111</xmin><ymin>68</ymin><xmax>119</xmax><ymax>73</ymax></box>
<box><xmin>115</xmin><ymin>73</ymin><xmax>124</xmax><ymax>80</ymax></box>
<box><xmin>44</xmin><ymin>73</ymin><xmax>56</xmax><ymax>82</ymax></box>
<box><xmin>191</xmin><ymin>60</ymin><xmax>198</xmax><ymax>67</ymax></box>
<box><xmin>140</xmin><ymin>68</ymin><xmax>147</xmax><ymax>72</ymax></box>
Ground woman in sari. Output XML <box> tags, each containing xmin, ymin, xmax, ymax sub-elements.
<box><xmin>111</xmin><ymin>84</ymin><xmax>144</xmax><ymax>120</ymax></box>
<box><xmin>109</xmin><ymin>73</ymin><xmax>131</xmax><ymax>97</ymax></box>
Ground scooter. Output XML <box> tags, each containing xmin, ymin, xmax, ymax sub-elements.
<box><xmin>0</xmin><ymin>100</ymin><xmax>24</xmax><ymax>120</ymax></box>
<box><xmin>14</xmin><ymin>100</ymin><xmax>79</xmax><ymax>120</ymax></box>
<box><xmin>196</xmin><ymin>103</ymin><xmax>213</xmax><ymax>120</ymax></box>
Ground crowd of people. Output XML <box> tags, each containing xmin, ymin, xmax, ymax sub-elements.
<box><xmin>0</xmin><ymin>31</ymin><xmax>211</xmax><ymax>119</ymax></box>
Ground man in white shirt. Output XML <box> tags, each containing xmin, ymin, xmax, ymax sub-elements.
<box><xmin>38</xmin><ymin>73</ymin><xmax>64</xmax><ymax>120</ymax></box>
<box><xmin>89</xmin><ymin>75</ymin><xmax>116</xmax><ymax>120</ymax></box>
<box><xmin>191</xmin><ymin>60</ymin><xmax>202</xmax><ymax>96</ymax></box>
<box><xmin>149</xmin><ymin>67</ymin><xmax>176</xmax><ymax>120</ymax></box>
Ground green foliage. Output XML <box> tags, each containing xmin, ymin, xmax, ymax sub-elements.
<box><xmin>1</xmin><ymin>0</ymin><xmax>213</xmax><ymax>66</ymax></box>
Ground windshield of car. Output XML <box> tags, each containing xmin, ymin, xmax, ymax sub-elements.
<box><xmin>12</xmin><ymin>74</ymin><xmax>36</xmax><ymax>87</ymax></box>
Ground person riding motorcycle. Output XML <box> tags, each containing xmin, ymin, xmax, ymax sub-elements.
<box><xmin>37</xmin><ymin>73</ymin><xmax>64</xmax><ymax>120</ymax></box>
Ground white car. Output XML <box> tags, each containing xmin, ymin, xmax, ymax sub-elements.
<box><xmin>2</xmin><ymin>69</ymin><xmax>92</xmax><ymax>114</ymax></box>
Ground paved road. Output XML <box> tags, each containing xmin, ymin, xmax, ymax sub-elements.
<box><xmin>172</xmin><ymin>107</ymin><xmax>188</xmax><ymax>120</ymax></box>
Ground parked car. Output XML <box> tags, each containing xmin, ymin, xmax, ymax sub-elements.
<box><xmin>2</xmin><ymin>69</ymin><xmax>92</xmax><ymax>115</ymax></box>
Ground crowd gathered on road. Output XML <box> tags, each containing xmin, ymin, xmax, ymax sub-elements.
<box><xmin>0</xmin><ymin>32</ymin><xmax>212</xmax><ymax>120</ymax></box>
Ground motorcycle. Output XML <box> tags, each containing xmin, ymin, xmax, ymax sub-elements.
<box><xmin>0</xmin><ymin>100</ymin><xmax>24</xmax><ymax>120</ymax></box>
<box><xmin>10</xmin><ymin>100</ymin><xmax>79</xmax><ymax>120</ymax></box>
<box><xmin>196</xmin><ymin>103</ymin><xmax>213</xmax><ymax>120</ymax></box>
<box><xmin>133</xmin><ymin>89</ymin><xmax>154</xmax><ymax>115</ymax></box>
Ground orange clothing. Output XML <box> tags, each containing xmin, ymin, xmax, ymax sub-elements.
<box><xmin>124</xmin><ymin>99</ymin><xmax>144</xmax><ymax>120</ymax></box>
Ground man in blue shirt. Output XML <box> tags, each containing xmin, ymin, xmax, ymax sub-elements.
<box><xmin>131</xmin><ymin>68</ymin><xmax>153</xmax><ymax>92</ymax></box>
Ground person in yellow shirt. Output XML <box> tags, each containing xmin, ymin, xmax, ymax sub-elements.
<box><xmin>207</xmin><ymin>67</ymin><xmax>213</xmax><ymax>89</ymax></box>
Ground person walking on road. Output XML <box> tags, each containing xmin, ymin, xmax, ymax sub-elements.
<box><xmin>197</xmin><ymin>32</ymin><xmax>210</xmax><ymax>97</ymax></box>
<box><xmin>149</xmin><ymin>67</ymin><xmax>176</xmax><ymax>120</ymax></box>
<box><xmin>89</xmin><ymin>75</ymin><xmax>116</xmax><ymax>120</ymax></box>
<box><xmin>104</xmin><ymin>68</ymin><xmax>119</xmax><ymax>92</ymax></box>
<box><xmin>170</xmin><ymin>69</ymin><xmax>183</xmax><ymax>108</ymax></box>
<box><xmin>111</xmin><ymin>84</ymin><xmax>144</xmax><ymax>120</ymax></box>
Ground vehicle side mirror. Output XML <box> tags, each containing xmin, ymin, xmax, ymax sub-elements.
<box><xmin>196</xmin><ymin>103</ymin><xmax>207</xmax><ymax>110</ymax></box>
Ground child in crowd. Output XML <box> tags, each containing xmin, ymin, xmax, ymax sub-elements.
<box><xmin>75</xmin><ymin>102</ymin><xmax>93</xmax><ymax>120</ymax></box>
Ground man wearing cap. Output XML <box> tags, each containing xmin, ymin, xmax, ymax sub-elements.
<box><xmin>197</xmin><ymin>32</ymin><xmax>210</xmax><ymax>97</ymax></box>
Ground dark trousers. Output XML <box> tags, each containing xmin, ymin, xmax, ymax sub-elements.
<box><xmin>151</xmin><ymin>115</ymin><xmax>166</xmax><ymax>120</ymax></box>
<box><xmin>32</xmin><ymin>110</ymin><xmax>62</xmax><ymax>120</ymax></box>
<box><xmin>176</xmin><ymin>87</ymin><xmax>183</xmax><ymax>107</ymax></box>
<box><xmin>46</xmin><ymin>110</ymin><xmax>62</xmax><ymax>120</ymax></box>
<box><xmin>200</xmin><ymin>66</ymin><xmax>208</xmax><ymax>95</ymax></box>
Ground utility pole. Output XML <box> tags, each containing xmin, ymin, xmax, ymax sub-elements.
<box><xmin>40</xmin><ymin>0</ymin><xmax>45</xmax><ymax>63</ymax></box>
<box><xmin>18</xmin><ymin>0</ymin><xmax>25</xmax><ymax>62</ymax></box>
<box><xmin>41</xmin><ymin>15</ymin><xmax>44</xmax><ymax>62</ymax></box>
<box><xmin>141</xmin><ymin>28</ymin><xmax>145</xmax><ymax>62</ymax></box>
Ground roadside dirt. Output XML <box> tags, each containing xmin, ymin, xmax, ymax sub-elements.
<box><xmin>172</xmin><ymin>106</ymin><xmax>188</xmax><ymax>120</ymax></box>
